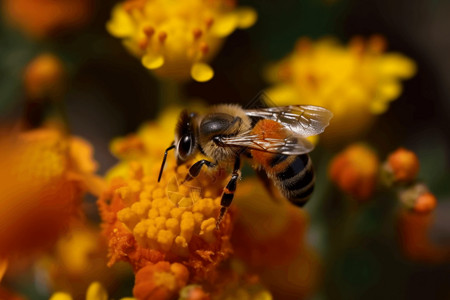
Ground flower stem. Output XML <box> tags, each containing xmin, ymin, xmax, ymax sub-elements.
<box><xmin>158</xmin><ymin>79</ymin><xmax>183</xmax><ymax>111</ymax></box>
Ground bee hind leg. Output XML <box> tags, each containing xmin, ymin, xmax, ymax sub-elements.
<box><xmin>216</xmin><ymin>157</ymin><xmax>241</xmax><ymax>229</ymax></box>
<box><xmin>182</xmin><ymin>159</ymin><xmax>216</xmax><ymax>183</ymax></box>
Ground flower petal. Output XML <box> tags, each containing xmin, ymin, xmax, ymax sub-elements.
<box><xmin>49</xmin><ymin>292</ymin><xmax>73</xmax><ymax>300</ymax></box>
<box><xmin>86</xmin><ymin>282</ymin><xmax>108</xmax><ymax>300</ymax></box>
<box><xmin>191</xmin><ymin>63</ymin><xmax>214</xmax><ymax>82</ymax></box>
<box><xmin>211</xmin><ymin>13</ymin><xmax>238</xmax><ymax>37</ymax></box>
<box><xmin>236</xmin><ymin>7</ymin><xmax>258</xmax><ymax>28</ymax></box>
<box><xmin>142</xmin><ymin>54</ymin><xmax>165</xmax><ymax>69</ymax></box>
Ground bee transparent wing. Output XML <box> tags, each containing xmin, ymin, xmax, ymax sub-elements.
<box><xmin>245</xmin><ymin>105</ymin><xmax>333</xmax><ymax>137</ymax></box>
<box><xmin>219</xmin><ymin>132</ymin><xmax>314</xmax><ymax>155</ymax></box>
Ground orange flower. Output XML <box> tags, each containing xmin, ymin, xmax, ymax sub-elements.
<box><xmin>98</xmin><ymin>156</ymin><xmax>233</xmax><ymax>283</ymax></box>
<box><xmin>329</xmin><ymin>143</ymin><xmax>379</xmax><ymax>200</ymax></box>
<box><xmin>2</xmin><ymin>0</ymin><xmax>93</xmax><ymax>39</ymax></box>
<box><xmin>231</xmin><ymin>179</ymin><xmax>320</xmax><ymax>299</ymax></box>
<box><xmin>0</xmin><ymin>128</ymin><xmax>101</xmax><ymax>258</ymax></box>
<box><xmin>232</xmin><ymin>180</ymin><xmax>307</xmax><ymax>267</ymax></box>
<box><xmin>384</xmin><ymin>147</ymin><xmax>420</xmax><ymax>184</ymax></box>
<box><xmin>102</xmin><ymin>107</ymin><xmax>298</xmax><ymax>299</ymax></box>
<box><xmin>100</xmin><ymin>106</ymin><xmax>236</xmax><ymax>288</ymax></box>
<box><xmin>133</xmin><ymin>262</ymin><xmax>189</xmax><ymax>300</ymax></box>
<box><xmin>258</xmin><ymin>247</ymin><xmax>319</xmax><ymax>300</ymax></box>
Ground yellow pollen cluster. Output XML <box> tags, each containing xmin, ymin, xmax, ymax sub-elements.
<box><xmin>107</xmin><ymin>0</ymin><xmax>257</xmax><ymax>82</ymax></box>
<box><xmin>112</xmin><ymin>160</ymin><xmax>224</xmax><ymax>257</ymax></box>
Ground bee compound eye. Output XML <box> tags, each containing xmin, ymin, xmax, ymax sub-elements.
<box><xmin>178</xmin><ymin>134</ymin><xmax>192</xmax><ymax>159</ymax></box>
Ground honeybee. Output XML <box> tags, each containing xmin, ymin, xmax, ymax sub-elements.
<box><xmin>158</xmin><ymin>95</ymin><xmax>333</xmax><ymax>227</ymax></box>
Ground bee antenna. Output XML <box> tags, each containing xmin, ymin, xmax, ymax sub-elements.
<box><xmin>158</xmin><ymin>143</ymin><xmax>175</xmax><ymax>182</ymax></box>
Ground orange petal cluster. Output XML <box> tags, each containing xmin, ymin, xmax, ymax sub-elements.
<box><xmin>231</xmin><ymin>179</ymin><xmax>320</xmax><ymax>299</ymax></box>
<box><xmin>2</xmin><ymin>0</ymin><xmax>93</xmax><ymax>39</ymax></box>
<box><xmin>397</xmin><ymin>210</ymin><xmax>450</xmax><ymax>263</ymax></box>
<box><xmin>329</xmin><ymin>143</ymin><xmax>379</xmax><ymax>200</ymax></box>
<box><xmin>133</xmin><ymin>262</ymin><xmax>189</xmax><ymax>300</ymax></box>
<box><xmin>98</xmin><ymin>155</ymin><xmax>234</xmax><ymax>285</ymax></box>
<box><xmin>0</xmin><ymin>128</ymin><xmax>99</xmax><ymax>258</ymax></box>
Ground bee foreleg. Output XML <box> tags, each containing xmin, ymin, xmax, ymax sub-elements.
<box><xmin>216</xmin><ymin>157</ymin><xmax>241</xmax><ymax>229</ymax></box>
<box><xmin>183</xmin><ymin>159</ymin><xmax>216</xmax><ymax>183</ymax></box>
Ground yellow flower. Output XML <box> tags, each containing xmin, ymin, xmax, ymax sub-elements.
<box><xmin>266</xmin><ymin>36</ymin><xmax>416</xmax><ymax>142</ymax></box>
<box><xmin>99</xmin><ymin>107</ymin><xmax>234</xmax><ymax>284</ymax></box>
<box><xmin>98</xmin><ymin>154</ymin><xmax>233</xmax><ymax>280</ymax></box>
<box><xmin>42</xmin><ymin>224</ymin><xmax>126</xmax><ymax>300</ymax></box>
<box><xmin>107</xmin><ymin>0</ymin><xmax>257</xmax><ymax>82</ymax></box>
<box><xmin>0</xmin><ymin>127</ymin><xmax>102</xmax><ymax>258</ymax></box>
<box><xmin>110</xmin><ymin>106</ymin><xmax>185</xmax><ymax>161</ymax></box>
<box><xmin>107</xmin><ymin>105</ymin><xmax>205</xmax><ymax>183</ymax></box>
<box><xmin>49</xmin><ymin>281</ymin><xmax>135</xmax><ymax>300</ymax></box>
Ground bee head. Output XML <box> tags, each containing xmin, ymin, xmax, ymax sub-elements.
<box><xmin>175</xmin><ymin>110</ymin><xmax>198</xmax><ymax>165</ymax></box>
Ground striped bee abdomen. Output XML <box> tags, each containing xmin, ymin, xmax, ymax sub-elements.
<box><xmin>268</xmin><ymin>153</ymin><xmax>315</xmax><ymax>207</ymax></box>
<box><xmin>249</xmin><ymin>119</ymin><xmax>316</xmax><ymax>207</ymax></box>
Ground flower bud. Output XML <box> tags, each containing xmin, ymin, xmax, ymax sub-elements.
<box><xmin>398</xmin><ymin>183</ymin><xmax>437</xmax><ymax>214</ymax></box>
<box><xmin>329</xmin><ymin>144</ymin><xmax>379</xmax><ymax>200</ymax></box>
<box><xmin>23</xmin><ymin>54</ymin><xmax>66</xmax><ymax>99</ymax></box>
<box><xmin>384</xmin><ymin>148</ymin><xmax>420</xmax><ymax>184</ymax></box>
